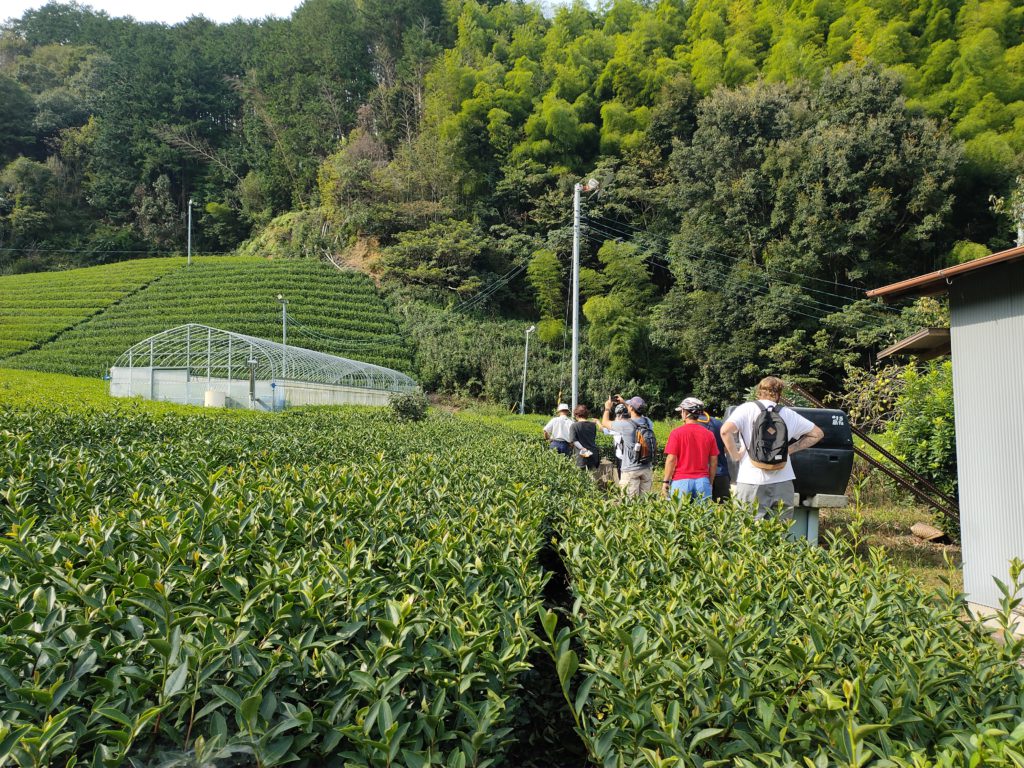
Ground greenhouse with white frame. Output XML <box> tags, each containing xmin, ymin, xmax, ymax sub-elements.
<box><xmin>109</xmin><ymin>324</ymin><xmax>417</xmax><ymax>409</ymax></box>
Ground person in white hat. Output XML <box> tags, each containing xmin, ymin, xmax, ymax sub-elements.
<box><xmin>543</xmin><ymin>402</ymin><xmax>574</xmax><ymax>456</ymax></box>
<box><xmin>662</xmin><ymin>396</ymin><xmax>719</xmax><ymax>500</ymax></box>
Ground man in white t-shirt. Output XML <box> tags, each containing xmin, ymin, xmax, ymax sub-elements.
<box><xmin>721</xmin><ymin>376</ymin><xmax>824</xmax><ymax>519</ymax></box>
<box><xmin>543</xmin><ymin>403</ymin><xmax>574</xmax><ymax>456</ymax></box>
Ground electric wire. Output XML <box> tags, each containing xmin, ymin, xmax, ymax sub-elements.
<box><xmin>585</xmin><ymin>211</ymin><xmax>880</xmax><ymax>299</ymax></box>
<box><xmin>580</xmin><ymin>230</ymin><xmax>892</xmax><ymax>333</ymax></box>
<box><xmin>582</xmin><ymin>215</ymin><xmax>900</xmax><ymax>313</ymax></box>
<box><xmin>285</xmin><ymin>313</ymin><xmax>403</xmax><ymax>349</ymax></box>
<box><xmin>452</xmin><ymin>261</ymin><xmax>529</xmax><ymax>312</ymax></box>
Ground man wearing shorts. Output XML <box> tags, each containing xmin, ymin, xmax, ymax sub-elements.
<box><xmin>662</xmin><ymin>397</ymin><xmax>719</xmax><ymax>500</ymax></box>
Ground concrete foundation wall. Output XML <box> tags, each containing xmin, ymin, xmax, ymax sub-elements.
<box><xmin>109</xmin><ymin>367</ymin><xmax>393</xmax><ymax>409</ymax></box>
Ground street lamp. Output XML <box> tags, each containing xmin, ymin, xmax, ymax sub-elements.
<box><xmin>187</xmin><ymin>197</ymin><xmax>194</xmax><ymax>266</ymax></box>
<box><xmin>520</xmin><ymin>324</ymin><xmax>536</xmax><ymax>415</ymax></box>
<box><xmin>276</xmin><ymin>294</ymin><xmax>287</xmax><ymax>409</ymax></box>
<box><xmin>570</xmin><ymin>178</ymin><xmax>599</xmax><ymax>412</ymax></box>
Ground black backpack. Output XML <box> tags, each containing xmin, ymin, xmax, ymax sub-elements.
<box><xmin>749</xmin><ymin>402</ymin><xmax>789</xmax><ymax>470</ymax></box>
<box><xmin>628</xmin><ymin>417</ymin><xmax>657</xmax><ymax>464</ymax></box>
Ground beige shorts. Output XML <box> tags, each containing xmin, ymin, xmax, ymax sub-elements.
<box><xmin>618</xmin><ymin>467</ymin><xmax>653</xmax><ymax>496</ymax></box>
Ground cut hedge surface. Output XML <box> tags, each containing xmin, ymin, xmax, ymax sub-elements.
<box><xmin>0</xmin><ymin>258</ymin><xmax>182</xmax><ymax>359</ymax></box>
<box><xmin>0</xmin><ymin>392</ymin><xmax>588</xmax><ymax>767</ymax></box>
<box><xmin>4</xmin><ymin>256</ymin><xmax>411</xmax><ymax>377</ymax></box>
<box><xmin>543</xmin><ymin>498</ymin><xmax>1024</xmax><ymax>767</ymax></box>
<box><xmin>1</xmin><ymin>374</ymin><xmax>1023</xmax><ymax>767</ymax></box>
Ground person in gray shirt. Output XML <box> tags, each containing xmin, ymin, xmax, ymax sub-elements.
<box><xmin>601</xmin><ymin>394</ymin><xmax>655</xmax><ymax>496</ymax></box>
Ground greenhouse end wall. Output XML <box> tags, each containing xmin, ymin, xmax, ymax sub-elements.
<box><xmin>109</xmin><ymin>367</ymin><xmax>393</xmax><ymax>409</ymax></box>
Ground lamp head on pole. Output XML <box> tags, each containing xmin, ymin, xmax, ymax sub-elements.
<box><xmin>526</xmin><ymin>325</ymin><xmax>536</xmax><ymax>334</ymax></box>
<box><xmin>276</xmin><ymin>293</ymin><xmax>286</xmax><ymax>304</ymax></box>
<box><xmin>582</xmin><ymin>178</ymin><xmax>599</xmax><ymax>192</ymax></box>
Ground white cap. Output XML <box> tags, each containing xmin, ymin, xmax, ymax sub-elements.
<box><xmin>556</xmin><ymin>403</ymin><xmax>570</xmax><ymax>413</ymax></box>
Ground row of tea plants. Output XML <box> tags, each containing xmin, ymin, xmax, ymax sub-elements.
<box><xmin>0</xmin><ymin>259</ymin><xmax>182</xmax><ymax>358</ymax></box>
<box><xmin>3</xmin><ymin>379</ymin><xmax>1024</xmax><ymax>766</ymax></box>
<box><xmin>0</xmin><ymin>400</ymin><xmax>589</xmax><ymax>767</ymax></box>
<box><xmin>542</xmin><ymin>496</ymin><xmax>1024</xmax><ymax>766</ymax></box>
<box><xmin>4</xmin><ymin>257</ymin><xmax>411</xmax><ymax>377</ymax></box>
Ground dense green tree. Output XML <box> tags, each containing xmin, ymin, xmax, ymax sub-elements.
<box><xmin>0</xmin><ymin>74</ymin><xmax>36</xmax><ymax>160</ymax></box>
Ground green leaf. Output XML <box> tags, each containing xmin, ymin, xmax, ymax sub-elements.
<box><xmin>241</xmin><ymin>694</ymin><xmax>262</xmax><ymax>728</ymax></box>
<box><xmin>163</xmin><ymin>661</ymin><xmax>188</xmax><ymax>698</ymax></box>
<box><xmin>556</xmin><ymin>649</ymin><xmax>578</xmax><ymax>690</ymax></box>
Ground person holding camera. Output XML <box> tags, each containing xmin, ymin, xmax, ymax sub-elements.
<box><xmin>601</xmin><ymin>394</ymin><xmax>656</xmax><ymax>496</ymax></box>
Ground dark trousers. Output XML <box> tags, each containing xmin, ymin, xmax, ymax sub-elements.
<box><xmin>712</xmin><ymin>475</ymin><xmax>732</xmax><ymax>502</ymax></box>
<box><xmin>550</xmin><ymin>439</ymin><xmax>572</xmax><ymax>456</ymax></box>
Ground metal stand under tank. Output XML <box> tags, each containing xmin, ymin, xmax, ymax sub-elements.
<box><xmin>788</xmin><ymin>494</ymin><xmax>849</xmax><ymax>545</ymax></box>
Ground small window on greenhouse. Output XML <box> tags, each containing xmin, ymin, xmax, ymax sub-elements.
<box><xmin>109</xmin><ymin>324</ymin><xmax>417</xmax><ymax>409</ymax></box>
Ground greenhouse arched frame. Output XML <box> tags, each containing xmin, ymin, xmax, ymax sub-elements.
<box><xmin>109</xmin><ymin>323</ymin><xmax>417</xmax><ymax>409</ymax></box>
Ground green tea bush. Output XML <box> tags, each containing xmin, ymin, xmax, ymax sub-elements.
<box><xmin>389</xmin><ymin>390</ymin><xmax>429</xmax><ymax>422</ymax></box>
<box><xmin>0</xmin><ymin>402</ymin><xmax>590</xmax><ymax>767</ymax></box>
<box><xmin>541</xmin><ymin>496</ymin><xmax>1024</xmax><ymax>767</ymax></box>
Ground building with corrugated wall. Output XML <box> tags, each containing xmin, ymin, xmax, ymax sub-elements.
<box><xmin>869</xmin><ymin>246</ymin><xmax>1024</xmax><ymax>610</ymax></box>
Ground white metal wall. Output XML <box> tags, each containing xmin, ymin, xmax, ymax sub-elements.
<box><xmin>950</xmin><ymin>260</ymin><xmax>1024</xmax><ymax>609</ymax></box>
<box><xmin>109</xmin><ymin>368</ymin><xmax>393</xmax><ymax>409</ymax></box>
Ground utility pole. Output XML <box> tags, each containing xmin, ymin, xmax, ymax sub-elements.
<box><xmin>520</xmin><ymin>324</ymin><xmax>536</xmax><ymax>415</ymax></box>
<box><xmin>187</xmin><ymin>198</ymin><xmax>193</xmax><ymax>266</ymax></box>
<box><xmin>276</xmin><ymin>294</ymin><xmax>287</xmax><ymax>409</ymax></box>
<box><xmin>571</xmin><ymin>178</ymin><xmax>598</xmax><ymax>412</ymax></box>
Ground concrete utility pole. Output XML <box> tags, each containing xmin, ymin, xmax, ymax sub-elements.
<box><xmin>520</xmin><ymin>324</ymin><xmax>536</xmax><ymax>415</ymax></box>
<box><xmin>187</xmin><ymin>198</ymin><xmax>194</xmax><ymax>266</ymax></box>
<box><xmin>571</xmin><ymin>178</ymin><xmax>599</xmax><ymax>412</ymax></box>
<box><xmin>276</xmin><ymin>294</ymin><xmax>287</xmax><ymax>409</ymax></box>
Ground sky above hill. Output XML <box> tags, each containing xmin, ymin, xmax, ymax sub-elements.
<box><xmin>3</xmin><ymin>0</ymin><xmax>578</xmax><ymax>26</ymax></box>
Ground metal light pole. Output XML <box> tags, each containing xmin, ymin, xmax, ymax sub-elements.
<box><xmin>571</xmin><ymin>178</ymin><xmax>599</xmax><ymax>412</ymax></box>
<box><xmin>187</xmin><ymin>197</ymin><xmax>193</xmax><ymax>266</ymax></box>
<box><xmin>520</xmin><ymin>324</ymin><xmax>536</xmax><ymax>415</ymax></box>
<box><xmin>276</xmin><ymin>294</ymin><xmax>287</xmax><ymax>409</ymax></box>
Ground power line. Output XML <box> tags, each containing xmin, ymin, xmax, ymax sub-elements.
<box><xmin>580</xmin><ymin>229</ymin><xmax>893</xmax><ymax>333</ymax></box>
<box><xmin>453</xmin><ymin>262</ymin><xmax>529</xmax><ymax>312</ymax></box>
<box><xmin>0</xmin><ymin>246</ymin><xmax>235</xmax><ymax>255</ymax></box>
<box><xmin>585</xmin><ymin>211</ymin><xmax>880</xmax><ymax>298</ymax></box>
<box><xmin>581</xmin><ymin>215</ymin><xmax>899</xmax><ymax>313</ymax></box>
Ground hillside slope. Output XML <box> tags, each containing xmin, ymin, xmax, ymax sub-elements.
<box><xmin>0</xmin><ymin>258</ymin><xmax>183</xmax><ymax>358</ymax></box>
<box><xmin>4</xmin><ymin>256</ymin><xmax>412</xmax><ymax>378</ymax></box>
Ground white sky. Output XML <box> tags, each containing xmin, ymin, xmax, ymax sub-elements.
<box><xmin>3</xmin><ymin>1</ymin><xmax>306</xmax><ymax>25</ymax></box>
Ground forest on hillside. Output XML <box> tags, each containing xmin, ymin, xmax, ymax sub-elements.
<box><xmin>0</xmin><ymin>0</ymin><xmax>1020</xmax><ymax>444</ymax></box>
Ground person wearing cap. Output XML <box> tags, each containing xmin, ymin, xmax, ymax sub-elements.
<box><xmin>662</xmin><ymin>397</ymin><xmax>719</xmax><ymax>500</ymax></box>
<box><xmin>601</xmin><ymin>403</ymin><xmax>631</xmax><ymax>473</ymax></box>
<box><xmin>601</xmin><ymin>394</ymin><xmax>655</xmax><ymax>496</ymax></box>
<box><xmin>543</xmin><ymin>403</ymin><xmax>574</xmax><ymax>456</ymax></box>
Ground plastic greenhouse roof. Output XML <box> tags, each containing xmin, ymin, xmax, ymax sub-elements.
<box><xmin>113</xmin><ymin>324</ymin><xmax>417</xmax><ymax>393</ymax></box>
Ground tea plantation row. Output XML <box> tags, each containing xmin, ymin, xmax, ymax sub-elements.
<box><xmin>0</xmin><ymin>259</ymin><xmax>183</xmax><ymax>359</ymax></box>
<box><xmin>1</xmin><ymin>381</ymin><xmax>1023</xmax><ymax>766</ymax></box>
<box><xmin>2</xmin><ymin>257</ymin><xmax>412</xmax><ymax>377</ymax></box>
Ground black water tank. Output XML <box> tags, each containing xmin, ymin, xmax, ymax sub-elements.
<box><xmin>722</xmin><ymin>405</ymin><xmax>854</xmax><ymax>497</ymax></box>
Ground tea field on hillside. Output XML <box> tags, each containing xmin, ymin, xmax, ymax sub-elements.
<box><xmin>0</xmin><ymin>259</ymin><xmax>183</xmax><ymax>359</ymax></box>
<box><xmin>1</xmin><ymin>372</ymin><xmax>1023</xmax><ymax>766</ymax></box>
<box><xmin>2</xmin><ymin>257</ymin><xmax>411</xmax><ymax>378</ymax></box>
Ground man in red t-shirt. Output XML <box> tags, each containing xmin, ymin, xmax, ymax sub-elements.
<box><xmin>661</xmin><ymin>397</ymin><xmax>719</xmax><ymax>500</ymax></box>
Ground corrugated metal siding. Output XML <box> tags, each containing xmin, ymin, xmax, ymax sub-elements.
<box><xmin>950</xmin><ymin>260</ymin><xmax>1024</xmax><ymax>609</ymax></box>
